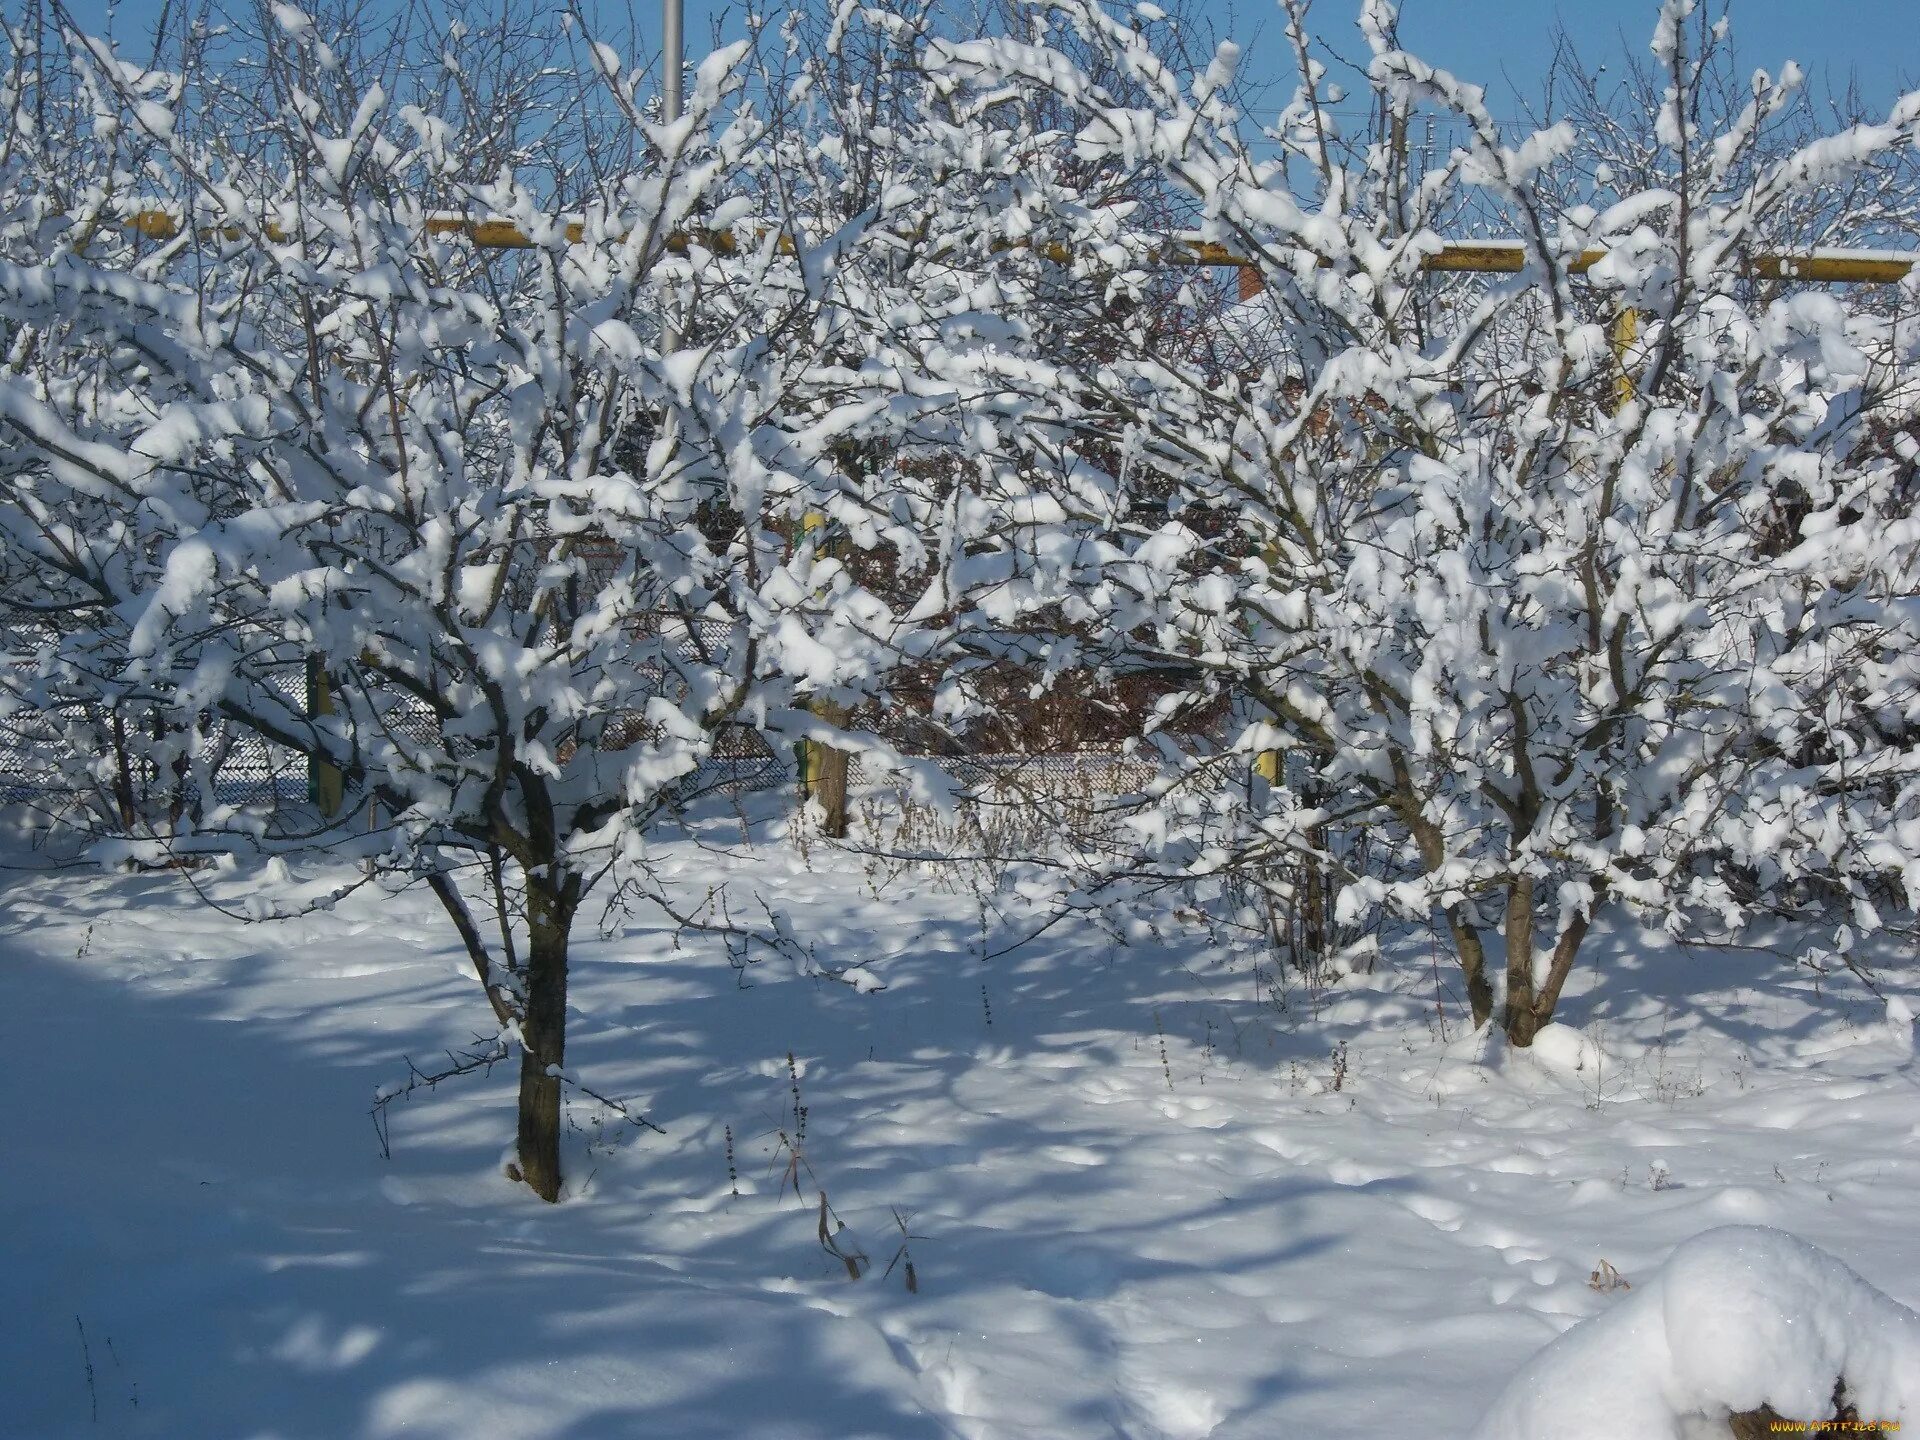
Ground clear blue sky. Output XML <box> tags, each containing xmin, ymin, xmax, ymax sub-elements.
<box><xmin>1355</xmin><ymin>0</ymin><xmax>1917</xmax><ymax>116</ymax></box>
<box><xmin>61</xmin><ymin>0</ymin><xmax>1920</xmax><ymax>122</ymax></box>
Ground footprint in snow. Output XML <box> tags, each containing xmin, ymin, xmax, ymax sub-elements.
<box><xmin>1023</xmin><ymin>1244</ymin><xmax>1122</xmax><ymax>1300</ymax></box>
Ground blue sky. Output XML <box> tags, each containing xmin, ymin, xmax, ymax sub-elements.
<box><xmin>1373</xmin><ymin>0</ymin><xmax>1917</xmax><ymax>117</ymax></box>
<box><xmin>62</xmin><ymin>0</ymin><xmax>1920</xmax><ymax>123</ymax></box>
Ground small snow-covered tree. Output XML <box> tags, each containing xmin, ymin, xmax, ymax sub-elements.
<box><xmin>929</xmin><ymin>0</ymin><xmax>1920</xmax><ymax>1043</ymax></box>
<box><xmin>0</xmin><ymin>8</ymin><xmax>1030</xmax><ymax>1198</ymax></box>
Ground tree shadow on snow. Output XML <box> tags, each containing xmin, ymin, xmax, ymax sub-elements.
<box><xmin>0</xmin><ymin>841</ymin><xmax>1362</xmax><ymax>1440</ymax></box>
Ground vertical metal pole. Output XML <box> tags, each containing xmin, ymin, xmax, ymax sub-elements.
<box><xmin>306</xmin><ymin>655</ymin><xmax>343</xmax><ymax>818</ymax></box>
<box><xmin>1254</xmin><ymin>533</ymin><xmax>1281</xmax><ymax>786</ymax></box>
<box><xmin>662</xmin><ymin>0</ymin><xmax>683</xmax><ymax>123</ymax></box>
<box><xmin>661</xmin><ymin>0</ymin><xmax>684</xmax><ymax>358</ymax></box>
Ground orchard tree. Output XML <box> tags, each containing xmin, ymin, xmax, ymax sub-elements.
<box><xmin>929</xmin><ymin>0</ymin><xmax>1920</xmax><ymax>1043</ymax></box>
<box><xmin>0</xmin><ymin>6</ymin><xmax>1034</xmax><ymax>1198</ymax></box>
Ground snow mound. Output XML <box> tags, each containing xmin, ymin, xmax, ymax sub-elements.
<box><xmin>1886</xmin><ymin>996</ymin><xmax>1915</xmax><ymax>1054</ymax></box>
<box><xmin>1523</xmin><ymin>1023</ymin><xmax>1608</xmax><ymax>1078</ymax></box>
<box><xmin>1472</xmin><ymin>1226</ymin><xmax>1920</xmax><ymax>1440</ymax></box>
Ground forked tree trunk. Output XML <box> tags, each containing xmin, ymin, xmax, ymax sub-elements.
<box><xmin>517</xmin><ymin>886</ymin><xmax>575</xmax><ymax>1203</ymax></box>
<box><xmin>1501</xmin><ymin>881</ymin><xmax>1594</xmax><ymax>1048</ymax></box>
<box><xmin>1505</xmin><ymin>993</ymin><xmax>1544</xmax><ymax>1046</ymax></box>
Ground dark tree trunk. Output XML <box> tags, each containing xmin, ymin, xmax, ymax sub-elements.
<box><xmin>1390</xmin><ymin>750</ymin><xmax>1492</xmax><ymax>1029</ymax></box>
<box><xmin>1505</xmin><ymin>996</ymin><xmax>1544</xmax><ymax>1046</ymax></box>
<box><xmin>1444</xmin><ymin>906</ymin><xmax>1495</xmax><ymax>1029</ymax></box>
<box><xmin>516</xmin><ymin>885</ymin><xmax>575</xmax><ymax>1203</ymax></box>
<box><xmin>1505</xmin><ymin>905</ymin><xmax>1594</xmax><ymax>1047</ymax></box>
<box><xmin>1503</xmin><ymin>875</ymin><xmax>1541</xmax><ymax>1046</ymax></box>
<box><xmin>109</xmin><ymin>708</ymin><xmax>136</xmax><ymax>830</ymax></box>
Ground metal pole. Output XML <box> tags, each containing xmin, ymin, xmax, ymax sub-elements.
<box><xmin>662</xmin><ymin>0</ymin><xmax>683</xmax><ymax>123</ymax></box>
<box><xmin>117</xmin><ymin>209</ymin><xmax>1920</xmax><ymax>286</ymax></box>
<box><xmin>661</xmin><ymin>0</ymin><xmax>684</xmax><ymax>362</ymax></box>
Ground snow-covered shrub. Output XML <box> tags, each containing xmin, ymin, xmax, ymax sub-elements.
<box><xmin>1474</xmin><ymin>1225</ymin><xmax>1920</xmax><ymax>1440</ymax></box>
<box><xmin>928</xmin><ymin>0</ymin><xmax>1920</xmax><ymax>1043</ymax></box>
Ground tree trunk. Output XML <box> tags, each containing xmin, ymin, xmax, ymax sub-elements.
<box><xmin>108</xmin><ymin>707</ymin><xmax>136</xmax><ymax>830</ymax></box>
<box><xmin>1505</xmin><ymin>992</ymin><xmax>1544</xmax><ymax>1046</ymax></box>
<box><xmin>1301</xmin><ymin>818</ymin><xmax>1328</xmax><ymax>967</ymax></box>
<box><xmin>1513</xmin><ymin>909</ymin><xmax>1593</xmax><ymax>1048</ymax></box>
<box><xmin>516</xmin><ymin>887</ymin><xmax>574</xmax><ymax>1203</ymax></box>
<box><xmin>1444</xmin><ymin>905</ymin><xmax>1495</xmax><ymax>1029</ymax></box>
<box><xmin>1388</xmin><ymin>750</ymin><xmax>1492</xmax><ymax>1029</ymax></box>
<box><xmin>1503</xmin><ymin>875</ymin><xmax>1541</xmax><ymax>1046</ymax></box>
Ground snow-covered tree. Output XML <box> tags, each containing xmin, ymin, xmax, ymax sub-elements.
<box><xmin>928</xmin><ymin>0</ymin><xmax>1920</xmax><ymax>1043</ymax></box>
<box><xmin>0</xmin><ymin>7</ymin><xmax>1034</xmax><ymax>1198</ymax></box>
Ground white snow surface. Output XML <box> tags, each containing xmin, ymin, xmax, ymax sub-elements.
<box><xmin>3</xmin><ymin>809</ymin><xmax>1919</xmax><ymax>1439</ymax></box>
<box><xmin>1474</xmin><ymin>1225</ymin><xmax>1920</xmax><ymax>1439</ymax></box>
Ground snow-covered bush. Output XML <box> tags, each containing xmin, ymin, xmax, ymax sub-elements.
<box><xmin>1474</xmin><ymin>1225</ymin><xmax>1920</xmax><ymax>1439</ymax></box>
<box><xmin>928</xmin><ymin>0</ymin><xmax>1920</xmax><ymax>1043</ymax></box>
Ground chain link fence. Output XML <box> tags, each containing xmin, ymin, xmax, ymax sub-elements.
<box><xmin>0</xmin><ymin>699</ymin><xmax>1155</xmax><ymax>825</ymax></box>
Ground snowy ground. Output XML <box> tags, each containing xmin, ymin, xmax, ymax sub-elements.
<box><xmin>4</xmin><ymin>806</ymin><xmax>1919</xmax><ymax>1439</ymax></box>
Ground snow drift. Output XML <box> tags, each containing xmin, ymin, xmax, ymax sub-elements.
<box><xmin>1474</xmin><ymin>1226</ymin><xmax>1920</xmax><ymax>1439</ymax></box>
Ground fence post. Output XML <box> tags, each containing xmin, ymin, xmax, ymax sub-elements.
<box><xmin>795</xmin><ymin>509</ymin><xmax>851</xmax><ymax>838</ymax></box>
<box><xmin>797</xmin><ymin>720</ymin><xmax>849</xmax><ymax>838</ymax></box>
<box><xmin>1255</xmin><ymin>518</ymin><xmax>1282</xmax><ymax>785</ymax></box>
<box><xmin>306</xmin><ymin>656</ymin><xmax>343</xmax><ymax>817</ymax></box>
<box><xmin>1613</xmin><ymin>306</ymin><xmax>1638</xmax><ymax>412</ymax></box>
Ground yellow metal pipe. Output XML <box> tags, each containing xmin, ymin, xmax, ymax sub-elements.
<box><xmin>116</xmin><ymin>210</ymin><xmax>1914</xmax><ymax>283</ymax></box>
<box><xmin>124</xmin><ymin>208</ymin><xmax>789</xmax><ymax>255</ymax></box>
